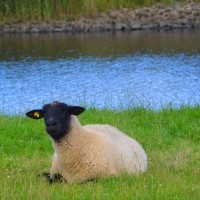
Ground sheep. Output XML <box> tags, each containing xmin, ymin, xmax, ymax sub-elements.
<box><xmin>26</xmin><ymin>101</ymin><xmax>147</xmax><ymax>184</ymax></box>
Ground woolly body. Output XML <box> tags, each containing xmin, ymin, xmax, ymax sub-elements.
<box><xmin>51</xmin><ymin>116</ymin><xmax>147</xmax><ymax>183</ymax></box>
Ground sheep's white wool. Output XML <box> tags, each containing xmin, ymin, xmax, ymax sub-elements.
<box><xmin>50</xmin><ymin>116</ymin><xmax>147</xmax><ymax>183</ymax></box>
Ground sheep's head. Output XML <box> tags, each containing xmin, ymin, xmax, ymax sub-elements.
<box><xmin>26</xmin><ymin>101</ymin><xmax>85</xmax><ymax>141</ymax></box>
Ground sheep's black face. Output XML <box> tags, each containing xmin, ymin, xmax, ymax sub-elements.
<box><xmin>26</xmin><ymin>102</ymin><xmax>85</xmax><ymax>141</ymax></box>
<box><xmin>42</xmin><ymin>103</ymin><xmax>70</xmax><ymax>140</ymax></box>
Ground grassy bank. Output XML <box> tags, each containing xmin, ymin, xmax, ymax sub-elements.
<box><xmin>0</xmin><ymin>0</ymin><xmax>200</xmax><ymax>24</ymax></box>
<box><xmin>0</xmin><ymin>106</ymin><xmax>200</xmax><ymax>199</ymax></box>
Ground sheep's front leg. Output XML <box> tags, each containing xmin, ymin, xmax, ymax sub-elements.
<box><xmin>47</xmin><ymin>153</ymin><xmax>64</xmax><ymax>184</ymax></box>
<box><xmin>41</xmin><ymin>153</ymin><xmax>63</xmax><ymax>184</ymax></box>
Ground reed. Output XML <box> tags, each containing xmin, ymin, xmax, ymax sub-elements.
<box><xmin>0</xmin><ymin>0</ymin><xmax>200</xmax><ymax>24</ymax></box>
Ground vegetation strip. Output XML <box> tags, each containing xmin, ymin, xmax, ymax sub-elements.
<box><xmin>1</xmin><ymin>106</ymin><xmax>200</xmax><ymax>199</ymax></box>
<box><xmin>0</xmin><ymin>2</ymin><xmax>200</xmax><ymax>32</ymax></box>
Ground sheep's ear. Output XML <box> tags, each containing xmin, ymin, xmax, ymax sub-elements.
<box><xmin>26</xmin><ymin>109</ymin><xmax>44</xmax><ymax>119</ymax></box>
<box><xmin>69</xmin><ymin>106</ymin><xmax>85</xmax><ymax>116</ymax></box>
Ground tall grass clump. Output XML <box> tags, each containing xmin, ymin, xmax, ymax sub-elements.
<box><xmin>0</xmin><ymin>0</ymin><xmax>200</xmax><ymax>24</ymax></box>
<box><xmin>1</xmin><ymin>106</ymin><xmax>200</xmax><ymax>199</ymax></box>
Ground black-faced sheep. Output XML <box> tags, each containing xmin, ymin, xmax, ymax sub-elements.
<box><xmin>26</xmin><ymin>101</ymin><xmax>147</xmax><ymax>184</ymax></box>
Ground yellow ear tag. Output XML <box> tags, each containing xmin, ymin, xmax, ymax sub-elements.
<box><xmin>34</xmin><ymin>112</ymin><xmax>40</xmax><ymax>118</ymax></box>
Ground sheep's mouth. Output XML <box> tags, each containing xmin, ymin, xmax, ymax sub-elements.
<box><xmin>46</xmin><ymin>125</ymin><xmax>66</xmax><ymax>141</ymax></box>
<box><xmin>46</xmin><ymin>126</ymin><xmax>59</xmax><ymax>136</ymax></box>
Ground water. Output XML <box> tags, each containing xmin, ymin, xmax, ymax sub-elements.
<box><xmin>0</xmin><ymin>30</ymin><xmax>200</xmax><ymax>114</ymax></box>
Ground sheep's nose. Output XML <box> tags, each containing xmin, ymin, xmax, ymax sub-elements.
<box><xmin>46</xmin><ymin>118</ymin><xmax>57</xmax><ymax>127</ymax></box>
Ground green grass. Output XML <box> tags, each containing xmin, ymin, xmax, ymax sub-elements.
<box><xmin>1</xmin><ymin>106</ymin><xmax>200</xmax><ymax>199</ymax></box>
<box><xmin>0</xmin><ymin>0</ymin><xmax>200</xmax><ymax>24</ymax></box>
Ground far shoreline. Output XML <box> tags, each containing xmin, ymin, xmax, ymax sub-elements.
<box><xmin>0</xmin><ymin>2</ymin><xmax>200</xmax><ymax>34</ymax></box>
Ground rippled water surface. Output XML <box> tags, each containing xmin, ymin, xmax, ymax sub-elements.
<box><xmin>0</xmin><ymin>30</ymin><xmax>200</xmax><ymax>114</ymax></box>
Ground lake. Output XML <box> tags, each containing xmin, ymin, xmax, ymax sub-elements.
<box><xmin>0</xmin><ymin>30</ymin><xmax>200</xmax><ymax>114</ymax></box>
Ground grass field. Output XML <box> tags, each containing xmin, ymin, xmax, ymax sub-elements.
<box><xmin>0</xmin><ymin>106</ymin><xmax>200</xmax><ymax>199</ymax></box>
<box><xmin>1</xmin><ymin>0</ymin><xmax>200</xmax><ymax>24</ymax></box>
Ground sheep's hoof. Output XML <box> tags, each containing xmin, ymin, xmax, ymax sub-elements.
<box><xmin>52</xmin><ymin>174</ymin><xmax>63</xmax><ymax>183</ymax></box>
<box><xmin>40</xmin><ymin>172</ymin><xmax>63</xmax><ymax>184</ymax></box>
<box><xmin>41</xmin><ymin>172</ymin><xmax>53</xmax><ymax>184</ymax></box>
